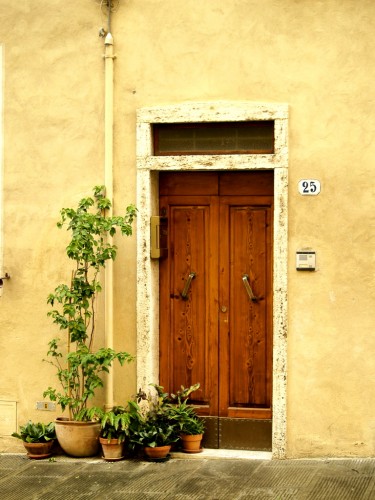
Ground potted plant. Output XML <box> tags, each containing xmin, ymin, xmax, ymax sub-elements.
<box><xmin>169</xmin><ymin>383</ymin><xmax>205</xmax><ymax>453</ymax></box>
<box><xmin>127</xmin><ymin>385</ymin><xmax>179</xmax><ymax>460</ymax></box>
<box><xmin>12</xmin><ymin>421</ymin><xmax>56</xmax><ymax>459</ymax></box>
<box><xmin>175</xmin><ymin>407</ymin><xmax>205</xmax><ymax>453</ymax></box>
<box><xmin>99</xmin><ymin>405</ymin><xmax>130</xmax><ymax>461</ymax></box>
<box><xmin>43</xmin><ymin>186</ymin><xmax>136</xmax><ymax>457</ymax></box>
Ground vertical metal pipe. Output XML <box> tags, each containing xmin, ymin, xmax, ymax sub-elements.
<box><xmin>0</xmin><ymin>46</ymin><xmax>4</xmax><ymax>298</ymax></box>
<box><xmin>104</xmin><ymin>31</ymin><xmax>114</xmax><ymax>411</ymax></box>
<box><xmin>107</xmin><ymin>0</ymin><xmax>112</xmax><ymax>33</ymax></box>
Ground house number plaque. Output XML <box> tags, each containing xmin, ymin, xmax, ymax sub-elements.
<box><xmin>298</xmin><ymin>179</ymin><xmax>321</xmax><ymax>195</ymax></box>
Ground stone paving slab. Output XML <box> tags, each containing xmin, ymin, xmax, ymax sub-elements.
<box><xmin>1</xmin><ymin>454</ymin><xmax>375</xmax><ymax>499</ymax></box>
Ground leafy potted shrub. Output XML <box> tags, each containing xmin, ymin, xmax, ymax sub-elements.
<box><xmin>12</xmin><ymin>421</ymin><xmax>56</xmax><ymax>459</ymax></box>
<box><xmin>127</xmin><ymin>385</ymin><xmax>179</xmax><ymax>460</ymax></box>
<box><xmin>99</xmin><ymin>405</ymin><xmax>130</xmax><ymax>461</ymax></box>
<box><xmin>43</xmin><ymin>186</ymin><xmax>136</xmax><ymax>457</ymax></box>
<box><xmin>169</xmin><ymin>383</ymin><xmax>205</xmax><ymax>453</ymax></box>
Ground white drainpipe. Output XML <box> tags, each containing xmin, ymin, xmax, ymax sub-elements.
<box><xmin>0</xmin><ymin>45</ymin><xmax>8</xmax><ymax>297</ymax></box>
<box><xmin>104</xmin><ymin>32</ymin><xmax>115</xmax><ymax>411</ymax></box>
<box><xmin>0</xmin><ymin>46</ymin><xmax>3</xmax><ymax>286</ymax></box>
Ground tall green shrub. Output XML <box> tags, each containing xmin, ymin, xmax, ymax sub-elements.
<box><xmin>43</xmin><ymin>186</ymin><xmax>136</xmax><ymax>421</ymax></box>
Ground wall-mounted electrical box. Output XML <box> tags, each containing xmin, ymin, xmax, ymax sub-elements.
<box><xmin>36</xmin><ymin>401</ymin><xmax>56</xmax><ymax>411</ymax></box>
<box><xmin>150</xmin><ymin>216</ymin><xmax>168</xmax><ymax>259</ymax></box>
<box><xmin>296</xmin><ymin>250</ymin><xmax>316</xmax><ymax>271</ymax></box>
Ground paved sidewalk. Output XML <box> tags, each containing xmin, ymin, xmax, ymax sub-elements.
<box><xmin>1</xmin><ymin>453</ymin><xmax>375</xmax><ymax>499</ymax></box>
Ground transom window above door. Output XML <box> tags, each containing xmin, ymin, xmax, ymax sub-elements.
<box><xmin>153</xmin><ymin>121</ymin><xmax>274</xmax><ymax>155</ymax></box>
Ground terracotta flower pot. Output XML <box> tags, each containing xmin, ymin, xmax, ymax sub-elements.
<box><xmin>23</xmin><ymin>440</ymin><xmax>55</xmax><ymax>459</ymax></box>
<box><xmin>144</xmin><ymin>445</ymin><xmax>171</xmax><ymax>460</ymax></box>
<box><xmin>180</xmin><ymin>433</ymin><xmax>203</xmax><ymax>453</ymax></box>
<box><xmin>99</xmin><ymin>437</ymin><xmax>125</xmax><ymax>461</ymax></box>
<box><xmin>55</xmin><ymin>418</ymin><xmax>100</xmax><ymax>457</ymax></box>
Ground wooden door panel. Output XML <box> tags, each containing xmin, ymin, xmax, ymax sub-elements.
<box><xmin>159</xmin><ymin>171</ymin><xmax>218</xmax><ymax>196</ymax></box>
<box><xmin>220</xmin><ymin>197</ymin><xmax>273</xmax><ymax>419</ymax></box>
<box><xmin>160</xmin><ymin>173</ymin><xmax>273</xmax><ymax>431</ymax></box>
<box><xmin>219</xmin><ymin>171</ymin><xmax>274</xmax><ymax>196</ymax></box>
<box><xmin>229</xmin><ymin>207</ymin><xmax>268</xmax><ymax>407</ymax></box>
<box><xmin>159</xmin><ymin>196</ymin><xmax>219</xmax><ymax>415</ymax></box>
<box><xmin>170</xmin><ymin>205</ymin><xmax>207</xmax><ymax>401</ymax></box>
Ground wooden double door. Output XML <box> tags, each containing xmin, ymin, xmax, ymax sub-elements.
<box><xmin>159</xmin><ymin>171</ymin><xmax>274</xmax><ymax>450</ymax></box>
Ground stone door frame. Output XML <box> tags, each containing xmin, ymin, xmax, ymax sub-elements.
<box><xmin>136</xmin><ymin>101</ymin><xmax>288</xmax><ymax>458</ymax></box>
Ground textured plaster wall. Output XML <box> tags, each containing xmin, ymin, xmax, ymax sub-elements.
<box><xmin>1</xmin><ymin>0</ymin><xmax>375</xmax><ymax>457</ymax></box>
<box><xmin>0</xmin><ymin>0</ymin><xmax>136</xmax><ymax>450</ymax></box>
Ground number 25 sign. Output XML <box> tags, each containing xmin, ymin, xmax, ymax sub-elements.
<box><xmin>298</xmin><ymin>179</ymin><xmax>321</xmax><ymax>195</ymax></box>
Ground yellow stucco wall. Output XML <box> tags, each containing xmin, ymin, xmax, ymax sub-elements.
<box><xmin>0</xmin><ymin>0</ymin><xmax>374</xmax><ymax>457</ymax></box>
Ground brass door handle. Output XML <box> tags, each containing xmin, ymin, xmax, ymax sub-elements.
<box><xmin>181</xmin><ymin>272</ymin><xmax>196</xmax><ymax>300</ymax></box>
<box><xmin>242</xmin><ymin>274</ymin><xmax>259</xmax><ymax>302</ymax></box>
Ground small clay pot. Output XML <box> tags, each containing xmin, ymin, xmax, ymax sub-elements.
<box><xmin>180</xmin><ymin>433</ymin><xmax>203</xmax><ymax>453</ymax></box>
<box><xmin>23</xmin><ymin>440</ymin><xmax>55</xmax><ymax>459</ymax></box>
<box><xmin>144</xmin><ymin>445</ymin><xmax>171</xmax><ymax>460</ymax></box>
<box><xmin>99</xmin><ymin>437</ymin><xmax>125</xmax><ymax>461</ymax></box>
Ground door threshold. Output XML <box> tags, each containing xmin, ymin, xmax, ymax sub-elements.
<box><xmin>171</xmin><ymin>449</ymin><xmax>272</xmax><ymax>460</ymax></box>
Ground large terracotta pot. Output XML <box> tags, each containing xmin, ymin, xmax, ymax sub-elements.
<box><xmin>23</xmin><ymin>440</ymin><xmax>55</xmax><ymax>459</ymax></box>
<box><xmin>180</xmin><ymin>433</ymin><xmax>203</xmax><ymax>453</ymax></box>
<box><xmin>144</xmin><ymin>445</ymin><xmax>171</xmax><ymax>460</ymax></box>
<box><xmin>99</xmin><ymin>437</ymin><xmax>125</xmax><ymax>461</ymax></box>
<box><xmin>55</xmin><ymin>418</ymin><xmax>100</xmax><ymax>457</ymax></box>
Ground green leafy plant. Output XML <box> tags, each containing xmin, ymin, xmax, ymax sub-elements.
<box><xmin>169</xmin><ymin>383</ymin><xmax>205</xmax><ymax>435</ymax></box>
<box><xmin>127</xmin><ymin>385</ymin><xmax>179</xmax><ymax>448</ymax></box>
<box><xmin>169</xmin><ymin>400</ymin><xmax>205</xmax><ymax>435</ymax></box>
<box><xmin>100</xmin><ymin>405</ymin><xmax>130</xmax><ymax>443</ymax></box>
<box><xmin>126</xmin><ymin>383</ymin><xmax>203</xmax><ymax>449</ymax></box>
<box><xmin>12</xmin><ymin>421</ymin><xmax>56</xmax><ymax>443</ymax></box>
<box><xmin>43</xmin><ymin>186</ymin><xmax>136</xmax><ymax>421</ymax></box>
<box><xmin>129</xmin><ymin>420</ymin><xmax>177</xmax><ymax>448</ymax></box>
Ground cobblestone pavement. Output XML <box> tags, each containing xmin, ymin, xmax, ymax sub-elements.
<box><xmin>1</xmin><ymin>453</ymin><xmax>375</xmax><ymax>499</ymax></box>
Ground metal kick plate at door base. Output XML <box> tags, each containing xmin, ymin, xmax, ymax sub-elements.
<box><xmin>201</xmin><ymin>417</ymin><xmax>272</xmax><ymax>451</ymax></box>
<box><xmin>219</xmin><ymin>418</ymin><xmax>272</xmax><ymax>451</ymax></box>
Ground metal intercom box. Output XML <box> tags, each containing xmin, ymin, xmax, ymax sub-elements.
<box><xmin>296</xmin><ymin>251</ymin><xmax>316</xmax><ymax>271</ymax></box>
